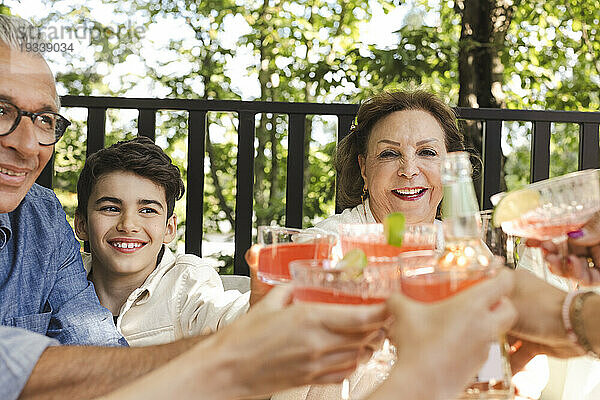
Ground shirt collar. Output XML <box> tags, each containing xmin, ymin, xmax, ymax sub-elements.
<box><xmin>0</xmin><ymin>213</ymin><xmax>11</xmax><ymax>251</ymax></box>
<box><xmin>136</xmin><ymin>246</ymin><xmax>176</xmax><ymax>302</ymax></box>
<box><xmin>83</xmin><ymin>245</ymin><xmax>177</xmax><ymax>304</ymax></box>
<box><xmin>362</xmin><ymin>199</ymin><xmax>378</xmax><ymax>224</ymax></box>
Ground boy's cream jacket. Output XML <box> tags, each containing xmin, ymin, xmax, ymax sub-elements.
<box><xmin>83</xmin><ymin>248</ymin><xmax>250</xmax><ymax>347</ymax></box>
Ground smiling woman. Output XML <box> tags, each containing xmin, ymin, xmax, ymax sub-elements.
<box><xmin>273</xmin><ymin>91</ymin><xmax>474</xmax><ymax>400</ymax></box>
<box><xmin>316</xmin><ymin>90</ymin><xmax>468</xmax><ymax>230</ymax></box>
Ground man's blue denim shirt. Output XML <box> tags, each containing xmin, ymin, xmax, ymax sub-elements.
<box><xmin>0</xmin><ymin>184</ymin><xmax>127</xmax><ymax>399</ymax></box>
<box><xmin>0</xmin><ymin>184</ymin><xmax>126</xmax><ymax>345</ymax></box>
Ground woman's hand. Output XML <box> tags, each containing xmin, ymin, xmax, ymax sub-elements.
<box><xmin>370</xmin><ymin>268</ymin><xmax>516</xmax><ymax>400</ymax></box>
<box><xmin>526</xmin><ymin>211</ymin><xmax>600</xmax><ymax>285</ymax></box>
<box><xmin>508</xmin><ymin>269</ymin><xmax>585</xmax><ymax>370</ymax></box>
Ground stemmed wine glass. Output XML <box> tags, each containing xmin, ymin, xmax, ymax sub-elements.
<box><xmin>334</xmin><ymin>223</ymin><xmax>438</xmax><ymax>397</ymax></box>
<box><xmin>491</xmin><ymin>169</ymin><xmax>600</xmax><ymax>285</ymax></box>
<box><xmin>398</xmin><ymin>250</ymin><xmax>514</xmax><ymax>399</ymax></box>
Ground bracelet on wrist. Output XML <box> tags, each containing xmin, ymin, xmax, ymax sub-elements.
<box><xmin>561</xmin><ymin>290</ymin><xmax>580</xmax><ymax>346</ymax></box>
<box><xmin>569</xmin><ymin>291</ymin><xmax>599</xmax><ymax>358</ymax></box>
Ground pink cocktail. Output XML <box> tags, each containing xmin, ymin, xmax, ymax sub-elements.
<box><xmin>290</xmin><ymin>258</ymin><xmax>400</xmax><ymax>304</ymax></box>
<box><xmin>290</xmin><ymin>258</ymin><xmax>400</xmax><ymax>399</ymax></box>
<box><xmin>257</xmin><ymin>241</ymin><xmax>332</xmax><ymax>283</ymax></box>
<box><xmin>292</xmin><ymin>286</ymin><xmax>386</xmax><ymax>305</ymax></box>
<box><xmin>401</xmin><ymin>269</ymin><xmax>487</xmax><ymax>302</ymax></box>
<box><xmin>500</xmin><ymin>210</ymin><xmax>597</xmax><ymax>241</ymax></box>
<box><xmin>398</xmin><ymin>250</ymin><xmax>493</xmax><ymax>302</ymax></box>
<box><xmin>253</xmin><ymin>227</ymin><xmax>337</xmax><ymax>285</ymax></box>
<box><xmin>398</xmin><ymin>250</ymin><xmax>512</xmax><ymax>396</ymax></box>
<box><xmin>339</xmin><ymin>223</ymin><xmax>437</xmax><ymax>259</ymax></box>
<box><xmin>491</xmin><ymin>169</ymin><xmax>600</xmax><ymax>241</ymax></box>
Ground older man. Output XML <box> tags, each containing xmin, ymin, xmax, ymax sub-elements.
<box><xmin>0</xmin><ymin>19</ymin><xmax>125</xmax><ymax>347</ymax></box>
<box><xmin>0</xmin><ymin>15</ymin><xmax>387</xmax><ymax>400</ymax></box>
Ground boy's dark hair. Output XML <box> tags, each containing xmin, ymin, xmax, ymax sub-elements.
<box><xmin>76</xmin><ymin>137</ymin><xmax>185</xmax><ymax>219</ymax></box>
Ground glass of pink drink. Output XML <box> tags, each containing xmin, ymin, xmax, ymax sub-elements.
<box><xmin>339</xmin><ymin>223</ymin><xmax>438</xmax><ymax>259</ymax></box>
<box><xmin>290</xmin><ymin>258</ymin><xmax>401</xmax><ymax>304</ymax></box>
<box><xmin>491</xmin><ymin>170</ymin><xmax>600</xmax><ymax>241</ymax></box>
<box><xmin>254</xmin><ymin>227</ymin><xmax>337</xmax><ymax>285</ymax></box>
<box><xmin>290</xmin><ymin>258</ymin><xmax>401</xmax><ymax>400</ymax></box>
<box><xmin>491</xmin><ymin>169</ymin><xmax>600</xmax><ymax>285</ymax></box>
<box><xmin>399</xmin><ymin>250</ymin><xmax>494</xmax><ymax>302</ymax></box>
<box><xmin>399</xmin><ymin>250</ymin><xmax>512</xmax><ymax>397</ymax></box>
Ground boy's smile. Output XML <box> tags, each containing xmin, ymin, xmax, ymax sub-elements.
<box><xmin>75</xmin><ymin>170</ymin><xmax>177</xmax><ymax>278</ymax></box>
<box><xmin>108</xmin><ymin>238</ymin><xmax>148</xmax><ymax>253</ymax></box>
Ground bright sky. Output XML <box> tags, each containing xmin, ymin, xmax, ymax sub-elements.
<box><xmin>5</xmin><ymin>0</ymin><xmax>532</xmax><ymax>159</ymax></box>
<box><xmin>6</xmin><ymin>0</ymin><xmax>417</xmax><ymax>101</ymax></box>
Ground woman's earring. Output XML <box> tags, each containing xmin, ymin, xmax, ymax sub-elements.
<box><xmin>361</xmin><ymin>186</ymin><xmax>368</xmax><ymax>219</ymax></box>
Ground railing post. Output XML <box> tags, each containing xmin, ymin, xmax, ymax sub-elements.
<box><xmin>531</xmin><ymin>121</ymin><xmax>551</xmax><ymax>182</ymax></box>
<box><xmin>185</xmin><ymin>111</ymin><xmax>207</xmax><ymax>257</ymax></box>
<box><xmin>84</xmin><ymin>107</ymin><xmax>106</xmax><ymax>253</ymax></box>
<box><xmin>86</xmin><ymin>108</ymin><xmax>106</xmax><ymax>156</ymax></box>
<box><xmin>36</xmin><ymin>152</ymin><xmax>54</xmax><ymax>189</ymax></box>
<box><xmin>481</xmin><ymin>120</ymin><xmax>503</xmax><ymax>209</ymax></box>
<box><xmin>234</xmin><ymin>112</ymin><xmax>256</xmax><ymax>276</ymax></box>
<box><xmin>138</xmin><ymin>109</ymin><xmax>156</xmax><ymax>141</ymax></box>
<box><xmin>285</xmin><ymin>114</ymin><xmax>306</xmax><ymax>228</ymax></box>
<box><xmin>579</xmin><ymin>123</ymin><xmax>600</xmax><ymax>170</ymax></box>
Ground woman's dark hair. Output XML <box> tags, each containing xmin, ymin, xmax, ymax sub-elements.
<box><xmin>335</xmin><ymin>90</ymin><xmax>467</xmax><ymax>210</ymax></box>
<box><xmin>76</xmin><ymin>136</ymin><xmax>185</xmax><ymax>219</ymax></box>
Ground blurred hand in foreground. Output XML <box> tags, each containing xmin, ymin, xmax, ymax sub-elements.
<box><xmin>101</xmin><ymin>285</ymin><xmax>388</xmax><ymax>400</ymax></box>
<box><xmin>508</xmin><ymin>269</ymin><xmax>585</xmax><ymax>373</ymax></box>
<box><xmin>209</xmin><ymin>285</ymin><xmax>389</xmax><ymax>398</ymax></box>
<box><xmin>369</xmin><ymin>268</ymin><xmax>516</xmax><ymax>400</ymax></box>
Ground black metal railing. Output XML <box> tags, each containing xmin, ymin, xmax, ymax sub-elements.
<box><xmin>37</xmin><ymin>96</ymin><xmax>600</xmax><ymax>276</ymax></box>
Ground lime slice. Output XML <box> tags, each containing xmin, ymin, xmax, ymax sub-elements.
<box><xmin>492</xmin><ymin>189</ymin><xmax>541</xmax><ymax>227</ymax></box>
<box><xmin>337</xmin><ymin>248</ymin><xmax>368</xmax><ymax>279</ymax></box>
<box><xmin>384</xmin><ymin>212</ymin><xmax>406</xmax><ymax>247</ymax></box>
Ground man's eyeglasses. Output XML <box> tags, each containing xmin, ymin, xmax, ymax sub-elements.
<box><xmin>0</xmin><ymin>100</ymin><xmax>71</xmax><ymax>146</ymax></box>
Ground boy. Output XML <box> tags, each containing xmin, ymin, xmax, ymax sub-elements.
<box><xmin>74</xmin><ymin>137</ymin><xmax>249</xmax><ymax>346</ymax></box>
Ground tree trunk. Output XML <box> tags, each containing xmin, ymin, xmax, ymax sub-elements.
<box><xmin>456</xmin><ymin>0</ymin><xmax>514</xmax><ymax>198</ymax></box>
<box><xmin>197</xmin><ymin>31</ymin><xmax>236</xmax><ymax>228</ymax></box>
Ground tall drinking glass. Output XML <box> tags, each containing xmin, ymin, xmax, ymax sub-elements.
<box><xmin>480</xmin><ymin>210</ymin><xmax>518</xmax><ymax>269</ymax></box>
<box><xmin>290</xmin><ymin>258</ymin><xmax>401</xmax><ymax>400</ymax></box>
<box><xmin>399</xmin><ymin>250</ymin><xmax>513</xmax><ymax>399</ymax></box>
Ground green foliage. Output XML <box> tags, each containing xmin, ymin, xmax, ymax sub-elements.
<box><xmin>11</xmin><ymin>0</ymin><xmax>600</xmax><ymax>270</ymax></box>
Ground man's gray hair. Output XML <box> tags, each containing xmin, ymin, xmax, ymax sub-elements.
<box><xmin>0</xmin><ymin>15</ymin><xmax>60</xmax><ymax>107</ymax></box>
<box><xmin>0</xmin><ymin>15</ymin><xmax>47</xmax><ymax>55</ymax></box>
